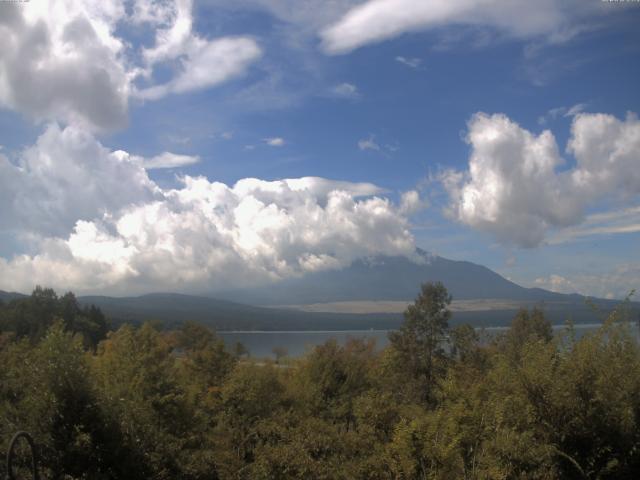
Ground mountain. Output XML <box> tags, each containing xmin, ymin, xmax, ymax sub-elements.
<box><xmin>210</xmin><ymin>250</ymin><xmax>634</xmax><ymax>327</ymax></box>
<box><xmin>0</xmin><ymin>290</ymin><xmax>27</xmax><ymax>303</ymax></box>
<box><xmin>214</xmin><ymin>250</ymin><xmax>582</xmax><ymax>305</ymax></box>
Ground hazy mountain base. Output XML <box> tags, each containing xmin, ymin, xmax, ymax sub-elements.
<box><xmin>269</xmin><ymin>299</ymin><xmax>531</xmax><ymax>314</ymax></box>
<box><xmin>80</xmin><ymin>293</ymin><xmax>624</xmax><ymax>331</ymax></box>
<box><xmin>2</xmin><ymin>289</ymin><xmax>631</xmax><ymax>331</ymax></box>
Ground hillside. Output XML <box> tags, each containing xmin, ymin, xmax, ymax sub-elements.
<box><xmin>76</xmin><ymin>293</ymin><xmax>401</xmax><ymax>331</ymax></box>
<box><xmin>0</xmin><ymin>290</ymin><xmax>27</xmax><ymax>303</ymax></box>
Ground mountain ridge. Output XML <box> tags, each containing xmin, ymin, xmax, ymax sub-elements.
<box><xmin>213</xmin><ymin>250</ymin><xmax>585</xmax><ymax>305</ymax></box>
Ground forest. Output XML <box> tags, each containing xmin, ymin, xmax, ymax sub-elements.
<box><xmin>1</xmin><ymin>284</ymin><xmax>639</xmax><ymax>479</ymax></box>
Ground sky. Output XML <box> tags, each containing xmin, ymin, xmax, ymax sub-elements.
<box><xmin>0</xmin><ymin>0</ymin><xmax>639</xmax><ymax>299</ymax></box>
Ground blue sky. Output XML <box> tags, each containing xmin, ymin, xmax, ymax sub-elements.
<box><xmin>0</xmin><ymin>0</ymin><xmax>639</xmax><ymax>298</ymax></box>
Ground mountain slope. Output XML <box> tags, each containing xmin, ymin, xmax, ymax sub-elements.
<box><xmin>214</xmin><ymin>251</ymin><xmax>579</xmax><ymax>305</ymax></box>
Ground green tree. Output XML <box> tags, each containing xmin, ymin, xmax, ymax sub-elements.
<box><xmin>0</xmin><ymin>288</ymin><xmax>108</xmax><ymax>347</ymax></box>
<box><xmin>293</xmin><ymin>338</ymin><xmax>376</xmax><ymax>431</ymax></box>
<box><xmin>388</xmin><ymin>281</ymin><xmax>452</xmax><ymax>404</ymax></box>
<box><xmin>215</xmin><ymin>363</ymin><xmax>286</xmax><ymax>478</ymax></box>
<box><xmin>498</xmin><ymin>307</ymin><xmax>553</xmax><ymax>361</ymax></box>
<box><xmin>92</xmin><ymin>323</ymin><xmax>215</xmax><ymax>479</ymax></box>
<box><xmin>0</xmin><ymin>322</ymin><xmax>126</xmax><ymax>479</ymax></box>
<box><xmin>176</xmin><ymin>321</ymin><xmax>236</xmax><ymax>387</ymax></box>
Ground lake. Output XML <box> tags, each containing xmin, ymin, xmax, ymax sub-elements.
<box><xmin>219</xmin><ymin>323</ymin><xmax>639</xmax><ymax>359</ymax></box>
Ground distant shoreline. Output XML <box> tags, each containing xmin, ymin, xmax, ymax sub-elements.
<box><xmin>217</xmin><ymin>323</ymin><xmax>612</xmax><ymax>334</ymax></box>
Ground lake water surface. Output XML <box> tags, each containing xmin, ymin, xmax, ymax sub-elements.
<box><xmin>219</xmin><ymin>323</ymin><xmax>638</xmax><ymax>359</ymax></box>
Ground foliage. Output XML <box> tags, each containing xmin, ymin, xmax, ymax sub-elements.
<box><xmin>0</xmin><ymin>287</ymin><xmax>109</xmax><ymax>347</ymax></box>
<box><xmin>388</xmin><ymin>282</ymin><xmax>452</xmax><ymax>404</ymax></box>
<box><xmin>1</xmin><ymin>285</ymin><xmax>640</xmax><ymax>479</ymax></box>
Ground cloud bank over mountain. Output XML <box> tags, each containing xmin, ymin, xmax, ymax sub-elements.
<box><xmin>0</xmin><ymin>125</ymin><xmax>419</xmax><ymax>294</ymax></box>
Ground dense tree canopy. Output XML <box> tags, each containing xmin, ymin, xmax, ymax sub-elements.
<box><xmin>0</xmin><ymin>287</ymin><xmax>109</xmax><ymax>347</ymax></box>
<box><xmin>1</xmin><ymin>283</ymin><xmax>640</xmax><ymax>479</ymax></box>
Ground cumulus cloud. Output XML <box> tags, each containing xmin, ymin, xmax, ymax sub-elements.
<box><xmin>399</xmin><ymin>190</ymin><xmax>427</xmax><ymax>215</ymax></box>
<box><xmin>0</xmin><ymin>125</ymin><xmax>419</xmax><ymax>294</ymax></box>
<box><xmin>0</xmin><ymin>1</ymin><xmax>130</xmax><ymax>129</ymax></box>
<box><xmin>0</xmin><ymin>123</ymin><xmax>158</xmax><ymax>237</ymax></box>
<box><xmin>442</xmin><ymin>111</ymin><xmax>640</xmax><ymax>247</ymax></box>
<box><xmin>321</xmin><ymin>0</ymin><xmax>603</xmax><ymax>54</ymax></box>
<box><xmin>0</xmin><ymin>0</ymin><xmax>262</xmax><ymax>130</ymax></box>
<box><xmin>567</xmin><ymin>112</ymin><xmax>640</xmax><ymax>198</ymax></box>
<box><xmin>0</xmin><ymin>174</ymin><xmax>418</xmax><ymax>294</ymax></box>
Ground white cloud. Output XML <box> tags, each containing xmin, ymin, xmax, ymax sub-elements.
<box><xmin>399</xmin><ymin>190</ymin><xmax>427</xmax><ymax>215</ymax></box>
<box><xmin>534</xmin><ymin>274</ymin><xmax>577</xmax><ymax>294</ymax></box>
<box><xmin>0</xmin><ymin>0</ymin><xmax>129</xmax><ymax>130</ymax></box>
<box><xmin>395</xmin><ymin>56</ymin><xmax>422</xmax><ymax>68</ymax></box>
<box><xmin>0</xmin><ymin>0</ymin><xmax>262</xmax><ymax>130</ymax></box>
<box><xmin>0</xmin><ymin>123</ymin><xmax>158</xmax><ymax>237</ymax></box>
<box><xmin>264</xmin><ymin>137</ymin><xmax>285</xmax><ymax>147</ymax></box>
<box><xmin>442</xmin><ymin>111</ymin><xmax>640</xmax><ymax>248</ymax></box>
<box><xmin>135</xmin><ymin>36</ymin><xmax>262</xmax><ymax>100</ymax></box>
<box><xmin>534</xmin><ymin>265</ymin><xmax>640</xmax><ymax>300</ymax></box>
<box><xmin>134</xmin><ymin>0</ymin><xmax>262</xmax><ymax>100</ymax></box>
<box><xmin>0</xmin><ymin>125</ymin><xmax>417</xmax><ymax>294</ymax></box>
<box><xmin>281</xmin><ymin>176</ymin><xmax>386</xmax><ymax>198</ymax></box>
<box><xmin>135</xmin><ymin>152</ymin><xmax>200</xmax><ymax>169</ymax></box>
<box><xmin>321</xmin><ymin>0</ymin><xmax>603</xmax><ymax>54</ymax></box>
<box><xmin>133</xmin><ymin>0</ymin><xmax>262</xmax><ymax>98</ymax></box>
<box><xmin>330</xmin><ymin>82</ymin><xmax>360</xmax><ymax>99</ymax></box>
<box><xmin>567</xmin><ymin>112</ymin><xmax>640</xmax><ymax>198</ymax></box>
<box><xmin>358</xmin><ymin>135</ymin><xmax>381</xmax><ymax>151</ymax></box>
<box><xmin>0</xmin><ymin>175</ymin><xmax>417</xmax><ymax>294</ymax></box>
